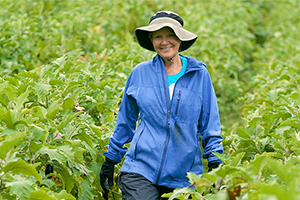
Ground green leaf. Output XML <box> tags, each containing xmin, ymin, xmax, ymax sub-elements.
<box><xmin>4</xmin><ymin>77</ymin><xmax>19</xmax><ymax>86</ymax></box>
<box><xmin>0</xmin><ymin>131</ymin><xmax>26</xmax><ymax>159</ymax></box>
<box><xmin>73</xmin><ymin>132</ymin><xmax>93</xmax><ymax>147</ymax></box>
<box><xmin>54</xmin><ymin>190</ymin><xmax>76</xmax><ymax>200</ymax></box>
<box><xmin>49</xmin><ymin>78</ymin><xmax>67</xmax><ymax>86</ymax></box>
<box><xmin>15</xmin><ymin>90</ymin><xmax>30</xmax><ymax>112</ymax></box>
<box><xmin>3</xmin><ymin>159</ymin><xmax>42</xmax><ymax>182</ymax></box>
<box><xmin>6</xmin><ymin>176</ymin><xmax>35</xmax><ymax>200</ymax></box>
<box><xmin>267</xmin><ymin>89</ymin><xmax>279</xmax><ymax>101</ymax></box>
<box><xmin>212</xmin><ymin>192</ymin><xmax>228</xmax><ymax>200</ymax></box>
<box><xmin>81</xmin><ymin>141</ymin><xmax>97</xmax><ymax>162</ymax></box>
<box><xmin>187</xmin><ymin>172</ymin><xmax>202</xmax><ymax>183</ymax></box>
<box><xmin>248</xmin><ymin>117</ymin><xmax>262</xmax><ymax>129</ymax></box>
<box><xmin>30</xmin><ymin>141</ymin><xmax>43</xmax><ymax>154</ymax></box>
<box><xmin>215</xmin><ymin>165</ymin><xmax>253</xmax><ymax>181</ymax></box>
<box><xmin>202</xmin><ymin>173</ymin><xmax>218</xmax><ymax>183</ymax></box>
<box><xmin>62</xmin><ymin>83</ymin><xmax>81</xmax><ymax>98</ymax></box>
<box><xmin>33</xmin><ymin>83</ymin><xmax>52</xmax><ymax>100</ymax></box>
<box><xmin>32</xmin><ymin>106</ymin><xmax>48</xmax><ymax>121</ymax></box>
<box><xmin>161</xmin><ymin>187</ymin><xmax>196</xmax><ymax>200</ymax></box>
<box><xmin>247</xmin><ymin>153</ymin><xmax>271</xmax><ymax>176</ymax></box>
<box><xmin>238</xmin><ymin>126</ymin><xmax>253</xmax><ymax>138</ymax></box>
<box><xmin>18</xmin><ymin>71</ymin><xmax>40</xmax><ymax>81</ymax></box>
<box><xmin>250</xmin><ymin>183</ymin><xmax>297</xmax><ymax>200</ymax></box>
<box><xmin>41</xmin><ymin>179</ymin><xmax>55</xmax><ymax>189</ymax></box>
<box><xmin>13</xmin><ymin>120</ymin><xmax>29</xmax><ymax>128</ymax></box>
<box><xmin>57</xmin><ymin>144</ymin><xmax>75</xmax><ymax>164</ymax></box>
<box><xmin>212</xmin><ymin>152</ymin><xmax>230</xmax><ymax>165</ymax></box>
<box><xmin>31</xmin><ymin>125</ymin><xmax>45</xmax><ymax>141</ymax></box>
<box><xmin>77</xmin><ymin>177</ymin><xmax>96</xmax><ymax>200</ymax></box>
<box><xmin>90</xmin><ymin>125</ymin><xmax>103</xmax><ymax>138</ymax></box>
<box><xmin>0</xmin><ymin>81</ymin><xmax>9</xmax><ymax>93</ymax></box>
<box><xmin>0</xmin><ymin>110</ymin><xmax>15</xmax><ymax>129</ymax></box>
<box><xmin>63</xmin><ymin>97</ymin><xmax>76</xmax><ymax>110</ymax></box>
<box><xmin>88</xmin><ymin>82</ymin><xmax>99</xmax><ymax>90</ymax></box>
<box><xmin>75</xmin><ymin>163</ymin><xmax>95</xmax><ymax>183</ymax></box>
<box><xmin>38</xmin><ymin>146</ymin><xmax>67</xmax><ymax>165</ymax></box>
<box><xmin>57</xmin><ymin>112</ymin><xmax>81</xmax><ymax>132</ymax></box>
<box><xmin>52</xmin><ymin>55</ymin><xmax>66</xmax><ymax>67</ymax></box>
<box><xmin>46</xmin><ymin>100</ymin><xmax>62</xmax><ymax>120</ymax></box>
<box><xmin>290</xmin><ymin>91</ymin><xmax>300</xmax><ymax>100</ymax></box>
<box><xmin>237</xmin><ymin>139</ymin><xmax>257</xmax><ymax>149</ymax></box>
<box><xmin>55</xmin><ymin>164</ymin><xmax>81</xmax><ymax>193</ymax></box>
<box><xmin>231</xmin><ymin>152</ymin><xmax>245</xmax><ymax>167</ymax></box>
<box><xmin>67</xmin><ymin>140</ymin><xmax>85</xmax><ymax>164</ymax></box>
<box><xmin>29</xmin><ymin>189</ymin><xmax>57</xmax><ymax>200</ymax></box>
<box><xmin>279</xmin><ymin>119</ymin><xmax>300</xmax><ymax>129</ymax></box>
<box><xmin>268</xmin><ymin>159</ymin><xmax>296</xmax><ymax>186</ymax></box>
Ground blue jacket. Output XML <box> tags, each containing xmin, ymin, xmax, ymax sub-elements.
<box><xmin>104</xmin><ymin>54</ymin><xmax>223</xmax><ymax>188</ymax></box>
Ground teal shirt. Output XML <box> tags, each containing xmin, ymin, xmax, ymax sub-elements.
<box><xmin>167</xmin><ymin>55</ymin><xmax>187</xmax><ymax>100</ymax></box>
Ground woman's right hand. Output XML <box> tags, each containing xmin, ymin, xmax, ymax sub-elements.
<box><xmin>100</xmin><ymin>158</ymin><xmax>116</xmax><ymax>200</ymax></box>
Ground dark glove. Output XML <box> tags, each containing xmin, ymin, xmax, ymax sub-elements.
<box><xmin>208</xmin><ymin>162</ymin><xmax>221</xmax><ymax>172</ymax></box>
<box><xmin>100</xmin><ymin>158</ymin><xmax>117</xmax><ymax>200</ymax></box>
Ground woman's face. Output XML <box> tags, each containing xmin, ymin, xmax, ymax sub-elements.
<box><xmin>151</xmin><ymin>27</ymin><xmax>181</xmax><ymax>60</ymax></box>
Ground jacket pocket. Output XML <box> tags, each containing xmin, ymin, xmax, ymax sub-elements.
<box><xmin>134</xmin><ymin>125</ymin><xmax>145</xmax><ymax>158</ymax></box>
<box><xmin>175</xmin><ymin>90</ymin><xmax>182</xmax><ymax>115</ymax></box>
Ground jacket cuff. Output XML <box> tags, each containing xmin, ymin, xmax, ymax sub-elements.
<box><xmin>105</xmin><ymin>157</ymin><xmax>119</xmax><ymax>164</ymax></box>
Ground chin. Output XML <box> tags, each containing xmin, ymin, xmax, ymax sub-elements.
<box><xmin>161</xmin><ymin>52</ymin><xmax>177</xmax><ymax>59</ymax></box>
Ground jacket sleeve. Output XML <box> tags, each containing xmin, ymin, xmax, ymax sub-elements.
<box><xmin>199</xmin><ymin>69</ymin><xmax>223</xmax><ymax>164</ymax></box>
<box><xmin>104</xmin><ymin>72</ymin><xmax>139</xmax><ymax>163</ymax></box>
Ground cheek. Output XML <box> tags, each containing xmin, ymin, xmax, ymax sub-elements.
<box><xmin>175</xmin><ymin>40</ymin><xmax>182</xmax><ymax>48</ymax></box>
<box><xmin>152</xmin><ymin>43</ymin><xmax>160</xmax><ymax>52</ymax></box>
<box><xmin>171</xmin><ymin>38</ymin><xmax>181</xmax><ymax>48</ymax></box>
<box><xmin>152</xmin><ymin>40</ymin><xmax>159</xmax><ymax>47</ymax></box>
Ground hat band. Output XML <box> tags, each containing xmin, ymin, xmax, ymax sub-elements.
<box><xmin>149</xmin><ymin>17</ymin><xmax>183</xmax><ymax>27</ymax></box>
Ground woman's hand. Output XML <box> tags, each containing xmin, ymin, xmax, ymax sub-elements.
<box><xmin>100</xmin><ymin>158</ymin><xmax>116</xmax><ymax>200</ymax></box>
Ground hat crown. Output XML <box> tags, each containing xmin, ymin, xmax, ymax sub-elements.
<box><xmin>149</xmin><ymin>11</ymin><xmax>184</xmax><ymax>26</ymax></box>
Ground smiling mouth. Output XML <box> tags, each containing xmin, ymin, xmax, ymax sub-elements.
<box><xmin>161</xmin><ymin>46</ymin><xmax>172</xmax><ymax>50</ymax></box>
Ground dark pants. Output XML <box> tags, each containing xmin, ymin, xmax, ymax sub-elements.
<box><xmin>118</xmin><ymin>172</ymin><xmax>175</xmax><ymax>200</ymax></box>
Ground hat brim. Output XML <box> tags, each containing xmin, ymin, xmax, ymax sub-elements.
<box><xmin>135</xmin><ymin>18</ymin><xmax>198</xmax><ymax>52</ymax></box>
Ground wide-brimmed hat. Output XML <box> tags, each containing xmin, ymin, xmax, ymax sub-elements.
<box><xmin>135</xmin><ymin>11</ymin><xmax>198</xmax><ymax>52</ymax></box>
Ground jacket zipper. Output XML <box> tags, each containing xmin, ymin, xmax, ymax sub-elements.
<box><xmin>156</xmin><ymin>110</ymin><xmax>171</xmax><ymax>184</ymax></box>
<box><xmin>175</xmin><ymin>90</ymin><xmax>182</xmax><ymax>115</ymax></box>
<box><xmin>156</xmin><ymin>57</ymin><xmax>197</xmax><ymax>184</ymax></box>
<box><xmin>156</xmin><ymin>65</ymin><xmax>171</xmax><ymax>184</ymax></box>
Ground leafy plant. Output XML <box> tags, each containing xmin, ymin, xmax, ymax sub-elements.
<box><xmin>1</xmin><ymin>0</ymin><xmax>299</xmax><ymax>199</ymax></box>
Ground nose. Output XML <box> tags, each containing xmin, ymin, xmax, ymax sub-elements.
<box><xmin>161</xmin><ymin>37</ymin><xmax>169</xmax><ymax>45</ymax></box>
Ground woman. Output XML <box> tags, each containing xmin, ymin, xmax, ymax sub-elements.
<box><xmin>100</xmin><ymin>11</ymin><xmax>223</xmax><ymax>200</ymax></box>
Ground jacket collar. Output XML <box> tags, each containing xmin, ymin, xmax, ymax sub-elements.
<box><xmin>151</xmin><ymin>54</ymin><xmax>205</xmax><ymax>74</ymax></box>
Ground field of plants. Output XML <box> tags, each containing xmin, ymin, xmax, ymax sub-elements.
<box><xmin>0</xmin><ymin>0</ymin><xmax>299</xmax><ymax>199</ymax></box>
